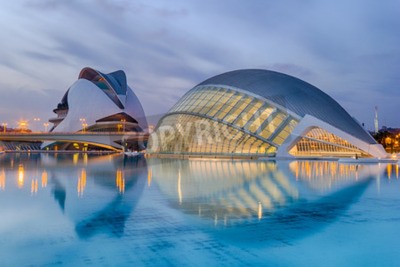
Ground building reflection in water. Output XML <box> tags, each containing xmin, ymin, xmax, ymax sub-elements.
<box><xmin>45</xmin><ymin>154</ymin><xmax>147</xmax><ymax>239</ymax></box>
<box><xmin>149</xmin><ymin>158</ymin><xmax>301</xmax><ymax>222</ymax></box>
<box><xmin>77</xmin><ymin>169</ymin><xmax>87</xmax><ymax>197</ymax></box>
<box><xmin>288</xmin><ymin>160</ymin><xmax>389</xmax><ymax>191</ymax></box>
<box><xmin>115</xmin><ymin>169</ymin><xmax>125</xmax><ymax>194</ymax></box>
<box><xmin>150</xmin><ymin>158</ymin><xmax>300</xmax><ymax>222</ymax></box>
<box><xmin>0</xmin><ymin>153</ymin><xmax>396</xmax><ymax>244</ymax></box>
<box><xmin>0</xmin><ymin>153</ymin><xmax>147</xmax><ymax>239</ymax></box>
<box><xmin>149</xmin><ymin>158</ymin><xmax>387</xmax><ymax>244</ymax></box>
<box><xmin>386</xmin><ymin>163</ymin><xmax>399</xmax><ymax>179</ymax></box>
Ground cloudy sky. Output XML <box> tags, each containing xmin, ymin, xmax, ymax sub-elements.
<box><xmin>0</xmin><ymin>0</ymin><xmax>399</xmax><ymax>130</ymax></box>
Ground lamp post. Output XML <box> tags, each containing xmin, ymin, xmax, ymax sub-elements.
<box><xmin>33</xmin><ymin>117</ymin><xmax>41</xmax><ymax>132</ymax></box>
<box><xmin>43</xmin><ymin>122</ymin><xmax>49</xmax><ymax>132</ymax></box>
<box><xmin>80</xmin><ymin>118</ymin><xmax>87</xmax><ymax>132</ymax></box>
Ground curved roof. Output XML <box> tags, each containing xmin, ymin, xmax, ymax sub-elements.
<box><xmin>50</xmin><ymin>67</ymin><xmax>148</xmax><ymax>132</ymax></box>
<box><xmin>196</xmin><ymin>69</ymin><xmax>375</xmax><ymax>144</ymax></box>
<box><xmin>79</xmin><ymin>67</ymin><xmax>126</xmax><ymax>109</ymax></box>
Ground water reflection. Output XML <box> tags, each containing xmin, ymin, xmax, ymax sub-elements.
<box><xmin>17</xmin><ymin>164</ymin><xmax>24</xmax><ymax>188</ymax></box>
<box><xmin>0</xmin><ymin>153</ymin><xmax>147</xmax><ymax>239</ymax></box>
<box><xmin>0</xmin><ymin>169</ymin><xmax>5</xmax><ymax>190</ymax></box>
<box><xmin>287</xmin><ymin>160</ymin><xmax>387</xmax><ymax>191</ymax></box>
<box><xmin>47</xmin><ymin>154</ymin><xmax>147</xmax><ymax>239</ymax></box>
<box><xmin>386</xmin><ymin>163</ymin><xmax>399</xmax><ymax>179</ymax></box>
<box><xmin>0</xmin><ymin>153</ymin><xmax>395</xmax><ymax>246</ymax></box>
<box><xmin>149</xmin><ymin>158</ymin><xmax>387</xmax><ymax>244</ymax></box>
<box><xmin>151</xmin><ymin>159</ymin><xmax>291</xmax><ymax>220</ymax></box>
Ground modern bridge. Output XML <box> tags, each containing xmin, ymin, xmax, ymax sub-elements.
<box><xmin>0</xmin><ymin>132</ymin><xmax>149</xmax><ymax>151</ymax></box>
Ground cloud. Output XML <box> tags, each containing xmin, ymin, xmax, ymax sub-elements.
<box><xmin>0</xmin><ymin>0</ymin><xmax>399</xmax><ymax>128</ymax></box>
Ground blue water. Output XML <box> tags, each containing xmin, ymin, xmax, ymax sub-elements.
<box><xmin>0</xmin><ymin>153</ymin><xmax>399</xmax><ymax>266</ymax></box>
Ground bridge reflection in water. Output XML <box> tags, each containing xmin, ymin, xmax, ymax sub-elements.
<box><xmin>148</xmin><ymin>158</ymin><xmax>387</xmax><ymax>244</ymax></box>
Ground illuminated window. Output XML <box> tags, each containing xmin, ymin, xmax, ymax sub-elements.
<box><xmin>289</xmin><ymin>127</ymin><xmax>370</xmax><ymax>157</ymax></box>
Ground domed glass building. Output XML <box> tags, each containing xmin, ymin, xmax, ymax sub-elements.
<box><xmin>148</xmin><ymin>69</ymin><xmax>386</xmax><ymax>158</ymax></box>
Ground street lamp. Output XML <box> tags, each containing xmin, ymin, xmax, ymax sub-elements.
<box><xmin>43</xmin><ymin>122</ymin><xmax>49</xmax><ymax>132</ymax></box>
<box><xmin>80</xmin><ymin>118</ymin><xmax>87</xmax><ymax>132</ymax></box>
<box><xmin>18</xmin><ymin>120</ymin><xmax>28</xmax><ymax>132</ymax></box>
<box><xmin>33</xmin><ymin>118</ymin><xmax>41</xmax><ymax>132</ymax></box>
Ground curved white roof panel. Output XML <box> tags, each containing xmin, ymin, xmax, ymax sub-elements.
<box><xmin>51</xmin><ymin>67</ymin><xmax>148</xmax><ymax>132</ymax></box>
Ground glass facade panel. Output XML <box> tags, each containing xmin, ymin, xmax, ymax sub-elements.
<box><xmin>224</xmin><ymin>96</ymin><xmax>252</xmax><ymax>123</ymax></box>
<box><xmin>149</xmin><ymin>85</ymin><xmax>302</xmax><ymax>157</ymax></box>
<box><xmin>207</xmin><ymin>90</ymin><xmax>235</xmax><ymax>117</ymax></box>
<box><xmin>149</xmin><ymin>113</ymin><xmax>276</xmax><ymax>156</ymax></box>
<box><xmin>271</xmin><ymin>119</ymin><xmax>298</xmax><ymax>145</ymax></box>
<box><xmin>259</xmin><ymin>113</ymin><xmax>287</xmax><ymax>139</ymax></box>
<box><xmin>288</xmin><ymin>127</ymin><xmax>370</xmax><ymax>157</ymax></box>
<box><xmin>247</xmin><ymin>106</ymin><xmax>275</xmax><ymax>133</ymax></box>
<box><xmin>233</xmin><ymin>99</ymin><xmax>263</xmax><ymax>128</ymax></box>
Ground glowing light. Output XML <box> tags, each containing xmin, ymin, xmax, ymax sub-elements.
<box><xmin>73</xmin><ymin>153</ymin><xmax>79</xmax><ymax>165</ymax></box>
<box><xmin>82</xmin><ymin>123</ymin><xmax>88</xmax><ymax>132</ymax></box>
<box><xmin>77</xmin><ymin>169</ymin><xmax>87</xmax><ymax>197</ymax></box>
<box><xmin>80</xmin><ymin>118</ymin><xmax>87</xmax><ymax>132</ymax></box>
<box><xmin>147</xmin><ymin>168</ymin><xmax>152</xmax><ymax>187</ymax></box>
<box><xmin>178</xmin><ymin>169</ymin><xmax>182</xmax><ymax>204</ymax></box>
<box><xmin>387</xmin><ymin>164</ymin><xmax>392</xmax><ymax>179</ymax></box>
<box><xmin>43</xmin><ymin>122</ymin><xmax>49</xmax><ymax>132</ymax></box>
<box><xmin>31</xmin><ymin>179</ymin><xmax>38</xmax><ymax>194</ymax></box>
<box><xmin>1</xmin><ymin>122</ymin><xmax>7</xmax><ymax>133</ymax></box>
<box><xmin>258</xmin><ymin>202</ymin><xmax>263</xmax><ymax>220</ymax></box>
<box><xmin>18</xmin><ymin>120</ymin><xmax>28</xmax><ymax>131</ymax></box>
<box><xmin>0</xmin><ymin>169</ymin><xmax>5</xmax><ymax>190</ymax></box>
<box><xmin>288</xmin><ymin>161</ymin><xmax>363</xmax><ymax>191</ymax></box>
<box><xmin>17</xmin><ymin>164</ymin><xmax>24</xmax><ymax>188</ymax></box>
<box><xmin>121</xmin><ymin>118</ymin><xmax>126</xmax><ymax>132</ymax></box>
<box><xmin>83</xmin><ymin>153</ymin><xmax>88</xmax><ymax>165</ymax></box>
<box><xmin>116</xmin><ymin>169</ymin><xmax>125</xmax><ymax>193</ymax></box>
<box><xmin>41</xmin><ymin>170</ymin><xmax>48</xmax><ymax>188</ymax></box>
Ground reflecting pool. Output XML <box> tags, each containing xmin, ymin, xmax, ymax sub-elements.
<box><xmin>0</xmin><ymin>153</ymin><xmax>399</xmax><ymax>266</ymax></box>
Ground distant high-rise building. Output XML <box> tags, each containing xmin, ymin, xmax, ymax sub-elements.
<box><xmin>374</xmin><ymin>106</ymin><xmax>379</xmax><ymax>133</ymax></box>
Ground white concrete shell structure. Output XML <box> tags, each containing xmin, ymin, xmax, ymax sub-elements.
<box><xmin>43</xmin><ymin>67</ymin><xmax>147</xmax><ymax>151</ymax></box>
<box><xmin>149</xmin><ymin>69</ymin><xmax>387</xmax><ymax>159</ymax></box>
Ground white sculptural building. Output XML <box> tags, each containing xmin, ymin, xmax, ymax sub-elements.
<box><xmin>43</xmin><ymin>67</ymin><xmax>147</xmax><ymax>151</ymax></box>
<box><xmin>149</xmin><ymin>69</ymin><xmax>387</xmax><ymax>158</ymax></box>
